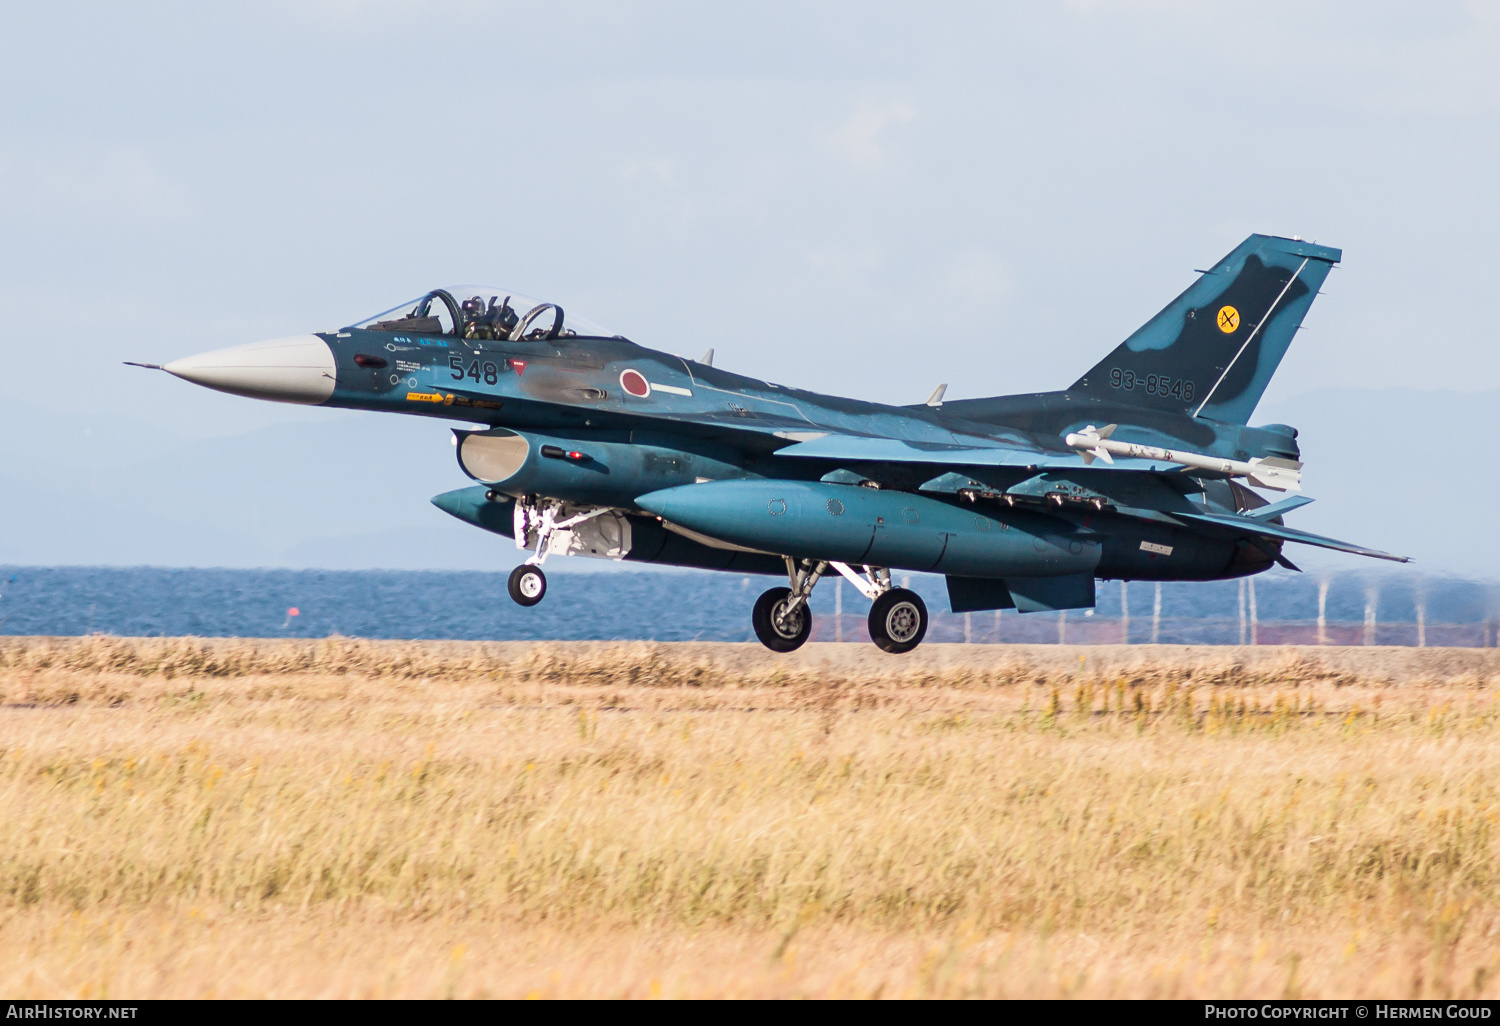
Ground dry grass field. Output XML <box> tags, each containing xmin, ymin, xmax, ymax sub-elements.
<box><xmin>3</xmin><ymin>635</ymin><xmax>1500</xmax><ymax>999</ymax></box>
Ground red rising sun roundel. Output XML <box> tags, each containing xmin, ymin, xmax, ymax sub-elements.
<box><xmin>620</xmin><ymin>369</ymin><xmax>651</xmax><ymax>397</ymax></box>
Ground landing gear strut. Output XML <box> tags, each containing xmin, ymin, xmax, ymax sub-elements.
<box><xmin>507</xmin><ymin>497</ymin><xmax>614</xmax><ymax>607</ymax></box>
<box><xmin>751</xmin><ymin>558</ymin><xmax>827</xmax><ymax>652</ymax></box>
<box><xmin>749</xmin><ymin>558</ymin><xmax>930</xmax><ymax>655</ymax></box>
<box><xmin>827</xmin><ymin>561</ymin><xmax>929</xmax><ymax>655</ymax></box>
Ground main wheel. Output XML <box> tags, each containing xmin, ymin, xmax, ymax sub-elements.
<box><xmin>752</xmin><ymin>586</ymin><xmax>812</xmax><ymax>652</ymax></box>
<box><xmin>508</xmin><ymin>564</ymin><xmax>547</xmax><ymax>606</ymax></box>
<box><xmin>868</xmin><ymin>588</ymin><xmax>928</xmax><ymax>654</ymax></box>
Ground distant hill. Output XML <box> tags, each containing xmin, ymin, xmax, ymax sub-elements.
<box><xmin>1</xmin><ymin>388</ymin><xmax>1494</xmax><ymax>579</ymax></box>
<box><xmin>0</xmin><ymin>399</ymin><xmax>516</xmax><ymax>570</ymax></box>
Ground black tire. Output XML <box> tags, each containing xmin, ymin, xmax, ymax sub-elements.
<box><xmin>752</xmin><ymin>586</ymin><xmax>812</xmax><ymax>652</ymax></box>
<box><xmin>508</xmin><ymin>564</ymin><xmax>547</xmax><ymax>606</ymax></box>
<box><xmin>868</xmin><ymin>588</ymin><xmax>928</xmax><ymax>654</ymax></box>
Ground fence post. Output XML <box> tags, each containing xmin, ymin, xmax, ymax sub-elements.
<box><xmin>835</xmin><ymin>578</ymin><xmax>843</xmax><ymax>643</ymax></box>
<box><xmin>1152</xmin><ymin>582</ymin><xmax>1162</xmax><ymax>644</ymax></box>
<box><xmin>1317</xmin><ymin>579</ymin><xmax>1329</xmax><ymax>646</ymax></box>
<box><xmin>1058</xmin><ymin>610</ymin><xmax>1067</xmax><ymax>645</ymax></box>
<box><xmin>1238</xmin><ymin>578</ymin><xmax>1247</xmax><ymax>645</ymax></box>
<box><xmin>1416</xmin><ymin>595</ymin><xmax>1426</xmax><ymax>649</ymax></box>
<box><xmin>964</xmin><ymin>611</ymin><xmax>972</xmax><ymax>644</ymax></box>
<box><xmin>994</xmin><ymin>608</ymin><xmax>1001</xmax><ymax>644</ymax></box>
<box><xmin>1364</xmin><ymin>584</ymin><xmax>1378</xmax><ymax>646</ymax></box>
<box><xmin>1121</xmin><ymin>580</ymin><xmax>1130</xmax><ymax>644</ymax></box>
<box><xmin>1249</xmin><ymin>577</ymin><xmax>1259</xmax><ymax>645</ymax></box>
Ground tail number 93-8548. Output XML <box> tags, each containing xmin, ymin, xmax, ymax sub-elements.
<box><xmin>1109</xmin><ymin>367</ymin><xmax>1195</xmax><ymax>401</ymax></box>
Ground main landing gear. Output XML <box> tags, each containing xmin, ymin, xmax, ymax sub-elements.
<box><xmin>751</xmin><ymin>559</ymin><xmax>930</xmax><ymax>655</ymax></box>
<box><xmin>751</xmin><ymin>558</ymin><xmax>827</xmax><ymax>652</ymax></box>
<box><xmin>867</xmin><ymin>587</ymin><xmax>928</xmax><ymax>654</ymax></box>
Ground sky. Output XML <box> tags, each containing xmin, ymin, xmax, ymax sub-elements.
<box><xmin>2</xmin><ymin>1</ymin><xmax>1498</xmax><ymax>571</ymax></box>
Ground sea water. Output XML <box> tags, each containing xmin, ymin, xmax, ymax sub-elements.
<box><xmin>0</xmin><ymin>565</ymin><xmax>1488</xmax><ymax>645</ymax></box>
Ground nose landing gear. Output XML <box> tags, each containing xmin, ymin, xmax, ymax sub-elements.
<box><xmin>508</xmin><ymin>564</ymin><xmax>547</xmax><ymax>606</ymax></box>
<box><xmin>506</xmin><ymin>497</ymin><xmax>619</xmax><ymax>607</ymax></box>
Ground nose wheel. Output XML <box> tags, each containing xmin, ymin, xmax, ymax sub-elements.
<box><xmin>868</xmin><ymin>588</ymin><xmax>928</xmax><ymax>654</ymax></box>
<box><xmin>508</xmin><ymin>564</ymin><xmax>547</xmax><ymax>606</ymax></box>
<box><xmin>752</xmin><ymin>586</ymin><xmax>813</xmax><ymax>652</ymax></box>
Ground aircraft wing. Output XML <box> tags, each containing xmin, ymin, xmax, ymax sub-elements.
<box><xmin>777</xmin><ymin>433</ymin><xmax>1408</xmax><ymax>562</ymax></box>
<box><xmin>772</xmin><ymin>432</ymin><xmax>1170</xmax><ymax>471</ymax></box>
<box><xmin>1171</xmin><ymin>510</ymin><xmax>1411</xmax><ymax>563</ymax></box>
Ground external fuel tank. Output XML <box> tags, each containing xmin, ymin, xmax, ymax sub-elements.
<box><xmin>634</xmin><ymin>479</ymin><xmax>1101</xmax><ymax>578</ymax></box>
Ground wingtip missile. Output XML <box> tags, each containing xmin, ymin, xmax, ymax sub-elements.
<box><xmin>1063</xmin><ymin>426</ymin><xmax>1302</xmax><ymax>491</ymax></box>
<box><xmin>1246</xmin><ymin>456</ymin><xmax>1304</xmax><ymax>492</ymax></box>
<box><xmin>1066</xmin><ymin>425</ymin><xmax>1115</xmax><ymax>465</ymax></box>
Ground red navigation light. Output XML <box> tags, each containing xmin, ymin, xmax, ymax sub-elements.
<box><xmin>540</xmin><ymin>444</ymin><xmax>590</xmax><ymax>462</ymax></box>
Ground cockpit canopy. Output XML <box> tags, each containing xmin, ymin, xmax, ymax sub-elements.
<box><xmin>350</xmin><ymin>285</ymin><xmax>612</xmax><ymax>341</ymax></box>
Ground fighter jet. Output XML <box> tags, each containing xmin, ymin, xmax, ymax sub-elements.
<box><xmin>136</xmin><ymin>233</ymin><xmax>1406</xmax><ymax>653</ymax></box>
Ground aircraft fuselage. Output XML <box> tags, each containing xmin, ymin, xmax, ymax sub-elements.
<box><xmin>310</xmin><ymin>326</ymin><xmax>1276</xmax><ymax>586</ymax></box>
<box><xmin>146</xmin><ymin>236</ymin><xmax>1405</xmax><ymax>652</ymax></box>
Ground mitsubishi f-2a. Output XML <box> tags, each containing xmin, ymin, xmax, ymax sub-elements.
<box><xmin>137</xmin><ymin>234</ymin><xmax>1407</xmax><ymax>653</ymax></box>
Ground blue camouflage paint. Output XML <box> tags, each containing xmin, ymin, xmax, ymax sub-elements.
<box><xmin>153</xmin><ymin>236</ymin><xmax>1407</xmax><ymax>624</ymax></box>
<box><xmin>1070</xmin><ymin>235</ymin><xmax>1341</xmax><ymax>425</ymax></box>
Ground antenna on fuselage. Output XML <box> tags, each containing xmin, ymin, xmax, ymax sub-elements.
<box><xmin>925</xmin><ymin>383</ymin><xmax>947</xmax><ymax>408</ymax></box>
<box><xmin>699</xmin><ymin>348</ymin><xmax>714</xmax><ymax>367</ymax></box>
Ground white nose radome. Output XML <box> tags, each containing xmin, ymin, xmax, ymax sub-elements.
<box><xmin>164</xmin><ymin>335</ymin><xmax>337</xmax><ymax>404</ymax></box>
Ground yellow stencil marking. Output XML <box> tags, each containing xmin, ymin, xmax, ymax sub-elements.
<box><xmin>405</xmin><ymin>392</ymin><xmax>447</xmax><ymax>403</ymax></box>
<box><xmin>1216</xmin><ymin>305</ymin><xmax>1240</xmax><ymax>333</ymax></box>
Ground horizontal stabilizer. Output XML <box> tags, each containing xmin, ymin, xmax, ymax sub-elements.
<box><xmin>1174</xmin><ymin>510</ymin><xmax>1410</xmax><ymax>563</ymax></box>
<box><xmin>1244</xmin><ymin>495</ymin><xmax>1315</xmax><ymax>521</ymax></box>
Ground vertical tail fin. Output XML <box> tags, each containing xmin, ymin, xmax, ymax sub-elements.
<box><xmin>1070</xmin><ymin>234</ymin><xmax>1341</xmax><ymax>425</ymax></box>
